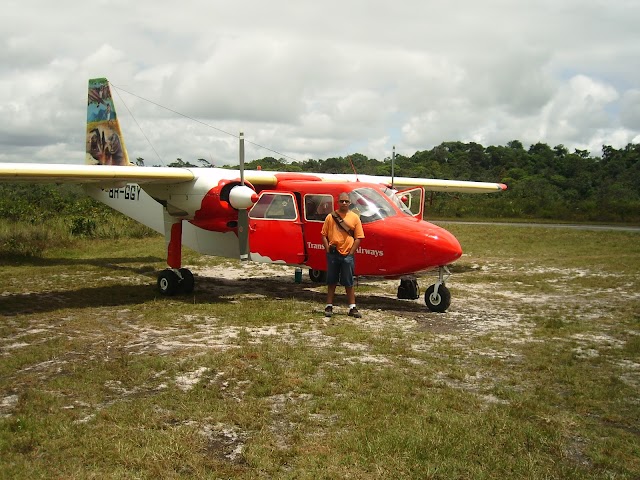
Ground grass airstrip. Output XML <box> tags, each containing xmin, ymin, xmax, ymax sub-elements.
<box><xmin>1</xmin><ymin>224</ymin><xmax>639</xmax><ymax>479</ymax></box>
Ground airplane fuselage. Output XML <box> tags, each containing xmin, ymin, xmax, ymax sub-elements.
<box><xmin>88</xmin><ymin>169</ymin><xmax>462</xmax><ymax>277</ymax></box>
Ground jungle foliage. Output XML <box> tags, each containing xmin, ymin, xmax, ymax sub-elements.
<box><xmin>1</xmin><ymin>141</ymin><xmax>639</xmax><ymax>240</ymax></box>
<box><xmin>0</xmin><ymin>183</ymin><xmax>156</xmax><ymax>257</ymax></box>
<box><xmin>232</xmin><ymin>141</ymin><xmax>640</xmax><ymax>223</ymax></box>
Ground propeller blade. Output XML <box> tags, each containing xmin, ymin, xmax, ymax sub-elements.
<box><xmin>239</xmin><ymin>131</ymin><xmax>245</xmax><ymax>186</ymax></box>
<box><xmin>238</xmin><ymin>132</ymin><xmax>250</xmax><ymax>261</ymax></box>
<box><xmin>238</xmin><ymin>209</ymin><xmax>250</xmax><ymax>262</ymax></box>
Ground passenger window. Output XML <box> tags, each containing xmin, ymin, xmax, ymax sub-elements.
<box><xmin>304</xmin><ymin>194</ymin><xmax>333</xmax><ymax>221</ymax></box>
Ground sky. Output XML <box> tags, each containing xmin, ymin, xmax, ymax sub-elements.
<box><xmin>1</xmin><ymin>0</ymin><xmax>639</xmax><ymax>167</ymax></box>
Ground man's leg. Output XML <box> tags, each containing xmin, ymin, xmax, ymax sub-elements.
<box><xmin>345</xmin><ymin>286</ymin><xmax>355</xmax><ymax>305</ymax></box>
<box><xmin>325</xmin><ymin>253</ymin><xmax>341</xmax><ymax>317</ymax></box>
<box><xmin>327</xmin><ymin>284</ymin><xmax>337</xmax><ymax>304</ymax></box>
<box><xmin>342</xmin><ymin>255</ymin><xmax>361</xmax><ymax>318</ymax></box>
<box><xmin>345</xmin><ymin>286</ymin><xmax>361</xmax><ymax>317</ymax></box>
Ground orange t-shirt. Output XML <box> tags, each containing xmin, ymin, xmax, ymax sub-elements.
<box><xmin>321</xmin><ymin>210</ymin><xmax>365</xmax><ymax>255</ymax></box>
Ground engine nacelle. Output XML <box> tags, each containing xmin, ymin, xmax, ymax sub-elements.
<box><xmin>191</xmin><ymin>179</ymin><xmax>259</xmax><ymax>233</ymax></box>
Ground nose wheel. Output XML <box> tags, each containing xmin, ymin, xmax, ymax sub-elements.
<box><xmin>424</xmin><ymin>266</ymin><xmax>451</xmax><ymax>313</ymax></box>
<box><xmin>425</xmin><ymin>284</ymin><xmax>451</xmax><ymax>312</ymax></box>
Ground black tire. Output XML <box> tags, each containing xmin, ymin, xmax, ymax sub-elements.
<box><xmin>178</xmin><ymin>268</ymin><xmax>195</xmax><ymax>294</ymax></box>
<box><xmin>158</xmin><ymin>270</ymin><xmax>180</xmax><ymax>296</ymax></box>
<box><xmin>425</xmin><ymin>284</ymin><xmax>451</xmax><ymax>313</ymax></box>
<box><xmin>309</xmin><ymin>269</ymin><xmax>327</xmax><ymax>283</ymax></box>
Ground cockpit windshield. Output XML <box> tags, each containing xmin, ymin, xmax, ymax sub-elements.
<box><xmin>348</xmin><ymin>187</ymin><xmax>397</xmax><ymax>224</ymax></box>
<box><xmin>381</xmin><ymin>187</ymin><xmax>414</xmax><ymax>216</ymax></box>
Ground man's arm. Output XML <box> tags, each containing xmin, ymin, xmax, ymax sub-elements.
<box><xmin>321</xmin><ymin>216</ymin><xmax>332</xmax><ymax>251</ymax></box>
<box><xmin>348</xmin><ymin>238</ymin><xmax>361</xmax><ymax>256</ymax></box>
<box><xmin>322</xmin><ymin>235</ymin><xmax>330</xmax><ymax>251</ymax></box>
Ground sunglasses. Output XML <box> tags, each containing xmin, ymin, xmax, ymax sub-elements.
<box><xmin>338</xmin><ymin>199</ymin><xmax>350</xmax><ymax>204</ymax></box>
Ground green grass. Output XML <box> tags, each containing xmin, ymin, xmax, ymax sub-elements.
<box><xmin>1</xmin><ymin>227</ymin><xmax>639</xmax><ymax>479</ymax></box>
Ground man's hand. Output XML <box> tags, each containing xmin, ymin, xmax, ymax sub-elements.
<box><xmin>348</xmin><ymin>238</ymin><xmax>361</xmax><ymax>256</ymax></box>
<box><xmin>322</xmin><ymin>236</ymin><xmax>330</xmax><ymax>252</ymax></box>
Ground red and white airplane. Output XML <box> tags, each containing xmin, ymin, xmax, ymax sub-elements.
<box><xmin>0</xmin><ymin>78</ymin><xmax>506</xmax><ymax>312</ymax></box>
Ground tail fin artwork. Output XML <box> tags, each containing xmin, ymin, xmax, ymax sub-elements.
<box><xmin>86</xmin><ymin>78</ymin><xmax>131</xmax><ymax>166</ymax></box>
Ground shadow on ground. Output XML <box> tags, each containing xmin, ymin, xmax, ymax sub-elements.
<box><xmin>1</xmin><ymin>272</ymin><xmax>443</xmax><ymax>317</ymax></box>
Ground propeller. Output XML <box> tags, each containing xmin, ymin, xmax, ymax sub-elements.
<box><xmin>236</xmin><ymin>132</ymin><xmax>251</xmax><ymax>261</ymax></box>
<box><xmin>228</xmin><ymin>131</ymin><xmax>258</xmax><ymax>260</ymax></box>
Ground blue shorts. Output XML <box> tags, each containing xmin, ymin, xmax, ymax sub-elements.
<box><xmin>326</xmin><ymin>252</ymin><xmax>355</xmax><ymax>287</ymax></box>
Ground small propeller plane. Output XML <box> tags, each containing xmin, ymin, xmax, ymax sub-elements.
<box><xmin>0</xmin><ymin>78</ymin><xmax>506</xmax><ymax>312</ymax></box>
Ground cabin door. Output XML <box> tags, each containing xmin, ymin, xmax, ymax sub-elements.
<box><xmin>397</xmin><ymin>187</ymin><xmax>425</xmax><ymax>219</ymax></box>
<box><xmin>248</xmin><ymin>191</ymin><xmax>306</xmax><ymax>264</ymax></box>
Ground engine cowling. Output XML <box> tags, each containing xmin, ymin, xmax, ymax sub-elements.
<box><xmin>229</xmin><ymin>184</ymin><xmax>259</xmax><ymax>209</ymax></box>
<box><xmin>191</xmin><ymin>179</ymin><xmax>258</xmax><ymax>233</ymax></box>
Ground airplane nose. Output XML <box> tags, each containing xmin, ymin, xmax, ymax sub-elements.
<box><xmin>425</xmin><ymin>227</ymin><xmax>462</xmax><ymax>265</ymax></box>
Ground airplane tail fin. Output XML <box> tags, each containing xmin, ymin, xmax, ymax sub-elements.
<box><xmin>86</xmin><ymin>78</ymin><xmax>132</xmax><ymax>166</ymax></box>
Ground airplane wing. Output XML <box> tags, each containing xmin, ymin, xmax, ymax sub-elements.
<box><xmin>272</xmin><ymin>172</ymin><xmax>507</xmax><ymax>194</ymax></box>
<box><xmin>0</xmin><ymin>163</ymin><xmax>194</xmax><ymax>185</ymax></box>
<box><xmin>357</xmin><ymin>175</ymin><xmax>507</xmax><ymax>194</ymax></box>
<box><xmin>0</xmin><ymin>163</ymin><xmax>282</xmax><ymax>191</ymax></box>
<box><xmin>0</xmin><ymin>163</ymin><xmax>505</xmax><ymax>194</ymax></box>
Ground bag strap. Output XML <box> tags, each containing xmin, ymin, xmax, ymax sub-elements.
<box><xmin>331</xmin><ymin>211</ymin><xmax>354</xmax><ymax>237</ymax></box>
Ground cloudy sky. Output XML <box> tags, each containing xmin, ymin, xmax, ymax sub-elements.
<box><xmin>2</xmin><ymin>0</ymin><xmax>639</xmax><ymax>167</ymax></box>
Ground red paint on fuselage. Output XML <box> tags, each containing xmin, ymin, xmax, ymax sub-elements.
<box><xmin>275</xmin><ymin>180</ymin><xmax>463</xmax><ymax>276</ymax></box>
<box><xmin>191</xmin><ymin>178</ymin><xmax>256</xmax><ymax>232</ymax></box>
<box><xmin>183</xmin><ymin>177</ymin><xmax>463</xmax><ymax>276</ymax></box>
<box><xmin>301</xmin><ymin>213</ymin><xmax>461</xmax><ymax>276</ymax></box>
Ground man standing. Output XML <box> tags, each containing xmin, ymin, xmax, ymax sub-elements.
<box><xmin>321</xmin><ymin>192</ymin><xmax>365</xmax><ymax>318</ymax></box>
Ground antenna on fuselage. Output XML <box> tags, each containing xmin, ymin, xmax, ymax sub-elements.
<box><xmin>348</xmin><ymin>156</ymin><xmax>359</xmax><ymax>181</ymax></box>
<box><xmin>391</xmin><ymin>145</ymin><xmax>396</xmax><ymax>190</ymax></box>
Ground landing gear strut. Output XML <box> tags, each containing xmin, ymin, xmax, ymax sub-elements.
<box><xmin>425</xmin><ymin>266</ymin><xmax>451</xmax><ymax>313</ymax></box>
<box><xmin>157</xmin><ymin>217</ymin><xmax>195</xmax><ymax>296</ymax></box>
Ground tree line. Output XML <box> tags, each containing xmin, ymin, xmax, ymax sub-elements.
<box><xmin>222</xmin><ymin>140</ymin><xmax>639</xmax><ymax>223</ymax></box>
<box><xmin>1</xmin><ymin>141</ymin><xmax>638</xmax><ymax>225</ymax></box>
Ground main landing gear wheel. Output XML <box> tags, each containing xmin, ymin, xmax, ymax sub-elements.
<box><xmin>425</xmin><ymin>284</ymin><xmax>451</xmax><ymax>313</ymax></box>
<box><xmin>309</xmin><ymin>269</ymin><xmax>327</xmax><ymax>283</ymax></box>
<box><xmin>179</xmin><ymin>268</ymin><xmax>194</xmax><ymax>294</ymax></box>
<box><xmin>158</xmin><ymin>270</ymin><xmax>179</xmax><ymax>295</ymax></box>
<box><xmin>157</xmin><ymin>268</ymin><xmax>195</xmax><ymax>296</ymax></box>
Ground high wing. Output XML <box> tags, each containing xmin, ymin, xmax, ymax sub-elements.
<box><xmin>303</xmin><ymin>173</ymin><xmax>507</xmax><ymax>194</ymax></box>
<box><xmin>0</xmin><ymin>163</ymin><xmax>194</xmax><ymax>185</ymax></box>
<box><xmin>0</xmin><ymin>162</ymin><xmax>283</xmax><ymax>189</ymax></box>
<box><xmin>0</xmin><ymin>164</ymin><xmax>507</xmax><ymax>194</ymax></box>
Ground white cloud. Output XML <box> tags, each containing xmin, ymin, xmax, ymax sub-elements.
<box><xmin>620</xmin><ymin>90</ymin><xmax>640</xmax><ymax>130</ymax></box>
<box><xmin>1</xmin><ymin>0</ymin><xmax>639</xmax><ymax>166</ymax></box>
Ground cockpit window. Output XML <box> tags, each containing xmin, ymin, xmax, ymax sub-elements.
<box><xmin>304</xmin><ymin>194</ymin><xmax>333</xmax><ymax>221</ymax></box>
<box><xmin>348</xmin><ymin>187</ymin><xmax>397</xmax><ymax>224</ymax></box>
<box><xmin>381</xmin><ymin>187</ymin><xmax>414</xmax><ymax>216</ymax></box>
